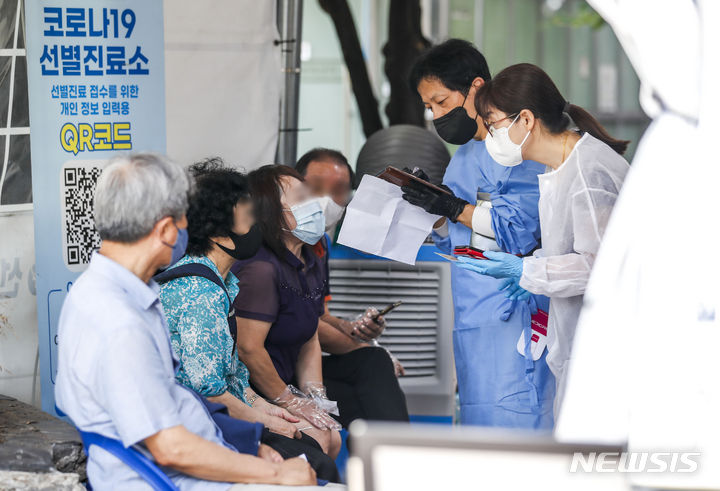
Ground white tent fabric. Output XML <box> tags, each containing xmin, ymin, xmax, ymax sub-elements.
<box><xmin>164</xmin><ymin>0</ymin><xmax>281</xmax><ymax>170</ymax></box>
<box><xmin>557</xmin><ymin>1</ymin><xmax>720</xmax><ymax>488</ymax></box>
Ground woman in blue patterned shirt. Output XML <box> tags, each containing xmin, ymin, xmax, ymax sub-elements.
<box><xmin>158</xmin><ymin>159</ymin><xmax>301</xmax><ymax>437</ymax></box>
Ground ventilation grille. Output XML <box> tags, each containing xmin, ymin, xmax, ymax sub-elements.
<box><xmin>327</xmin><ymin>264</ymin><xmax>441</xmax><ymax>378</ymax></box>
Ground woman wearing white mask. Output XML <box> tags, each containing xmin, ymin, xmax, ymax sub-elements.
<box><xmin>231</xmin><ymin>165</ymin><xmax>342</xmax><ymax>459</ymax></box>
<box><xmin>457</xmin><ymin>63</ymin><xmax>631</xmax><ymax>415</ymax></box>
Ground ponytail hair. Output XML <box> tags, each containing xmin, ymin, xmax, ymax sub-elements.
<box><xmin>475</xmin><ymin>63</ymin><xmax>629</xmax><ymax>155</ymax></box>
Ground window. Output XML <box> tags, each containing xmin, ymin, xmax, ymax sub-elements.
<box><xmin>0</xmin><ymin>0</ymin><xmax>31</xmax><ymax>211</ymax></box>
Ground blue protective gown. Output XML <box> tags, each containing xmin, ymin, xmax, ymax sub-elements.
<box><xmin>433</xmin><ymin>139</ymin><xmax>555</xmax><ymax>429</ymax></box>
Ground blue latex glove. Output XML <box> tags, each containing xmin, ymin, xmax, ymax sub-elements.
<box><xmin>498</xmin><ymin>278</ymin><xmax>531</xmax><ymax>301</ymax></box>
<box><xmin>456</xmin><ymin>251</ymin><xmax>524</xmax><ymax>280</ymax></box>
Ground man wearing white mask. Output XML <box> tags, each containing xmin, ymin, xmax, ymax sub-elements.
<box><xmin>295</xmin><ymin>148</ymin><xmax>353</xmax><ymax>240</ymax></box>
<box><xmin>293</xmin><ymin>149</ymin><xmax>410</xmax><ymax>428</ymax></box>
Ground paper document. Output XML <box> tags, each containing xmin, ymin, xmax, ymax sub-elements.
<box><xmin>337</xmin><ymin>175</ymin><xmax>440</xmax><ymax>265</ymax></box>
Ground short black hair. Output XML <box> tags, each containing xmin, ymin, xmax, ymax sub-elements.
<box><xmin>408</xmin><ymin>38</ymin><xmax>491</xmax><ymax>95</ymax></box>
<box><xmin>186</xmin><ymin>158</ymin><xmax>250</xmax><ymax>256</ymax></box>
<box><xmin>295</xmin><ymin>148</ymin><xmax>356</xmax><ymax>189</ymax></box>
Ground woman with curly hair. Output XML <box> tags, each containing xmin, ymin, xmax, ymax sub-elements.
<box><xmin>157</xmin><ymin>159</ymin><xmax>340</xmax><ymax>482</ymax></box>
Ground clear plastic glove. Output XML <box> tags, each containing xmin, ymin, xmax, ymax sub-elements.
<box><xmin>498</xmin><ymin>277</ymin><xmax>531</xmax><ymax>301</ymax></box>
<box><xmin>370</xmin><ymin>339</ymin><xmax>405</xmax><ymax>377</ymax></box>
<box><xmin>456</xmin><ymin>251</ymin><xmax>523</xmax><ymax>280</ymax></box>
<box><xmin>349</xmin><ymin>307</ymin><xmax>386</xmax><ymax>340</ymax></box>
<box><xmin>272</xmin><ymin>385</ymin><xmax>341</xmax><ymax>431</ymax></box>
<box><xmin>390</xmin><ymin>353</ymin><xmax>406</xmax><ymax>377</ymax></box>
<box><xmin>301</xmin><ymin>381</ymin><xmax>340</xmax><ymax>416</ymax></box>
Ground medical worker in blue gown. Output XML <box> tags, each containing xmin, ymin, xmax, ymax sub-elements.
<box><xmin>402</xmin><ymin>39</ymin><xmax>555</xmax><ymax>429</ymax></box>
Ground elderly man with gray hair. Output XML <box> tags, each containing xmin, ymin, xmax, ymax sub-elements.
<box><xmin>55</xmin><ymin>154</ymin><xmax>338</xmax><ymax>490</ymax></box>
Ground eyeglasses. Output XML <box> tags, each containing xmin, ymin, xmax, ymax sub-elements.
<box><xmin>483</xmin><ymin>113</ymin><xmax>518</xmax><ymax>134</ymax></box>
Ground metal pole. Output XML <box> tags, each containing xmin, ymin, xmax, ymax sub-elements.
<box><xmin>276</xmin><ymin>0</ymin><xmax>304</xmax><ymax>167</ymax></box>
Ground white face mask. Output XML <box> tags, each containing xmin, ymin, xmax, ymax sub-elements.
<box><xmin>316</xmin><ymin>195</ymin><xmax>346</xmax><ymax>232</ymax></box>
<box><xmin>484</xmin><ymin>113</ymin><xmax>531</xmax><ymax>167</ymax></box>
<box><xmin>283</xmin><ymin>198</ymin><xmax>326</xmax><ymax>245</ymax></box>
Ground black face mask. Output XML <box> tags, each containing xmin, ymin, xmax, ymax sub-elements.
<box><xmin>215</xmin><ymin>224</ymin><xmax>263</xmax><ymax>260</ymax></box>
<box><xmin>432</xmin><ymin>90</ymin><xmax>478</xmax><ymax>145</ymax></box>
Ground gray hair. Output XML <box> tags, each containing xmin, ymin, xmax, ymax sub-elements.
<box><xmin>94</xmin><ymin>153</ymin><xmax>192</xmax><ymax>243</ymax></box>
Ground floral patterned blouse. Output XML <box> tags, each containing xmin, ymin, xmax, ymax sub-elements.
<box><xmin>158</xmin><ymin>255</ymin><xmax>249</xmax><ymax>403</ymax></box>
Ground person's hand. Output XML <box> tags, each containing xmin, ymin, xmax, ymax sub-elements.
<box><xmin>456</xmin><ymin>251</ymin><xmax>523</xmax><ymax>280</ymax></box>
<box><xmin>273</xmin><ymin>385</ymin><xmax>341</xmax><ymax>431</ymax></box>
<box><xmin>253</xmin><ymin>397</ymin><xmax>302</xmax><ymax>424</ymax></box>
<box><xmin>274</xmin><ymin>457</ymin><xmax>317</xmax><ymax>486</ymax></box>
<box><xmin>301</xmin><ymin>382</ymin><xmax>340</xmax><ymax>416</ymax></box>
<box><xmin>256</xmin><ymin>410</ymin><xmax>302</xmax><ymax>439</ymax></box>
<box><xmin>369</xmin><ymin>339</ymin><xmax>405</xmax><ymax>377</ymax></box>
<box><xmin>404</xmin><ymin>167</ymin><xmax>456</xmax><ymax>197</ymax></box>
<box><xmin>401</xmin><ymin>180</ymin><xmax>469</xmax><ymax>222</ymax></box>
<box><xmin>391</xmin><ymin>354</ymin><xmax>406</xmax><ymax>377</ymax></box>
<box><xmin>402</xmin><ymin>166</ymin><xmax>430</xmax><ymax>182</ymax></box>
<box><xmin>401</xmin><ymin>166</ymin><xmax>466</xmax><ymax>221</ymax></box>
<box><xmin>349</xmin><ymin>307</ymin><xmax>386</xmax><ymax>340</ymax></box>
<box><xmin>498</xmin><ymin>277</ymin><xmax>531</xmax><ymax>301</ymax></box>
<box><xmin>249</xmin><ymin>397</ymin><xmax>301</xmax><ymax>438</ymax></box>
<box><xmin>258</xmin><ymin>443</ymin><xmax>284</xmax><ymax>463</ymax></box>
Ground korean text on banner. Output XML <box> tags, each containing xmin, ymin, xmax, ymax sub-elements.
<box><xmin>25</xmin><ymin>1</ymin><xmax>166</xmax><ymax>412</ymax></box>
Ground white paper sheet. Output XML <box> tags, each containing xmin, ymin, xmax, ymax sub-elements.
<box><xmin>337</xmin><ymin>175</ymin><xmax>440</xmax><ymax>265</ymax></box>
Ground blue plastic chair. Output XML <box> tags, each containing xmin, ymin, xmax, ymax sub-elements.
<box><xmin>56</xmin><ymin>407</ymin><xmax>179</xmax><ymax>491</ymax></box>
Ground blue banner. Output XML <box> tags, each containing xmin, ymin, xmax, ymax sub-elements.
<box><xmin>25</xmin><ymin>0</ymin><xmax>166</xmax><ymax>413</ymax></box>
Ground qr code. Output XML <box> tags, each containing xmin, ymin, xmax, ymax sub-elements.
<box><xmin>60</xmin><ymin>161</ymin><xmax>104</xmax><ymax>272</ymax></box>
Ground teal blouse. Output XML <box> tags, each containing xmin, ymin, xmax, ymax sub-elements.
<box><xmin>158</xmin><ymin>255</ymin><xmax>250</xmax><ymax>403</ymax></box>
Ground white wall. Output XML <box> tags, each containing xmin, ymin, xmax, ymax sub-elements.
<box><xmin>0</xmin><ymin>210</ymin><xmax>39</xmax><ymax>406</ymax></box>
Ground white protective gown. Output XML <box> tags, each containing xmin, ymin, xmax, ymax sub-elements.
<box><xmin>556</xmin><ymin>1</ymin><xmax>720</xmax><ymax>488</ymax></box>
<box><xmin>519</xmin><ymin>133</ymin><xmax>629</xmax><ymax>411</ymax></box>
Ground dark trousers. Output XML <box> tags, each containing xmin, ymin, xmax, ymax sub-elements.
<box><xmin>260</xmin><ymin>429</ymin><xmax>340</xmax><ymax>483</ymax></box>
<box><xmin>322</xmin><ymin>346</ymin><xmax>410</xmax><ymax>428</ymax></box>
<box><xmin>202</xmin><ymin>395</ymin><xmax>340</xmax><ymax>483</ymax></box>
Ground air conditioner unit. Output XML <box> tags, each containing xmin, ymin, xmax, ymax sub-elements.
<box><xmin>327</xmin><ymin>242</ymin><xmax>455</xmax><ymax>420</ymax></box>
